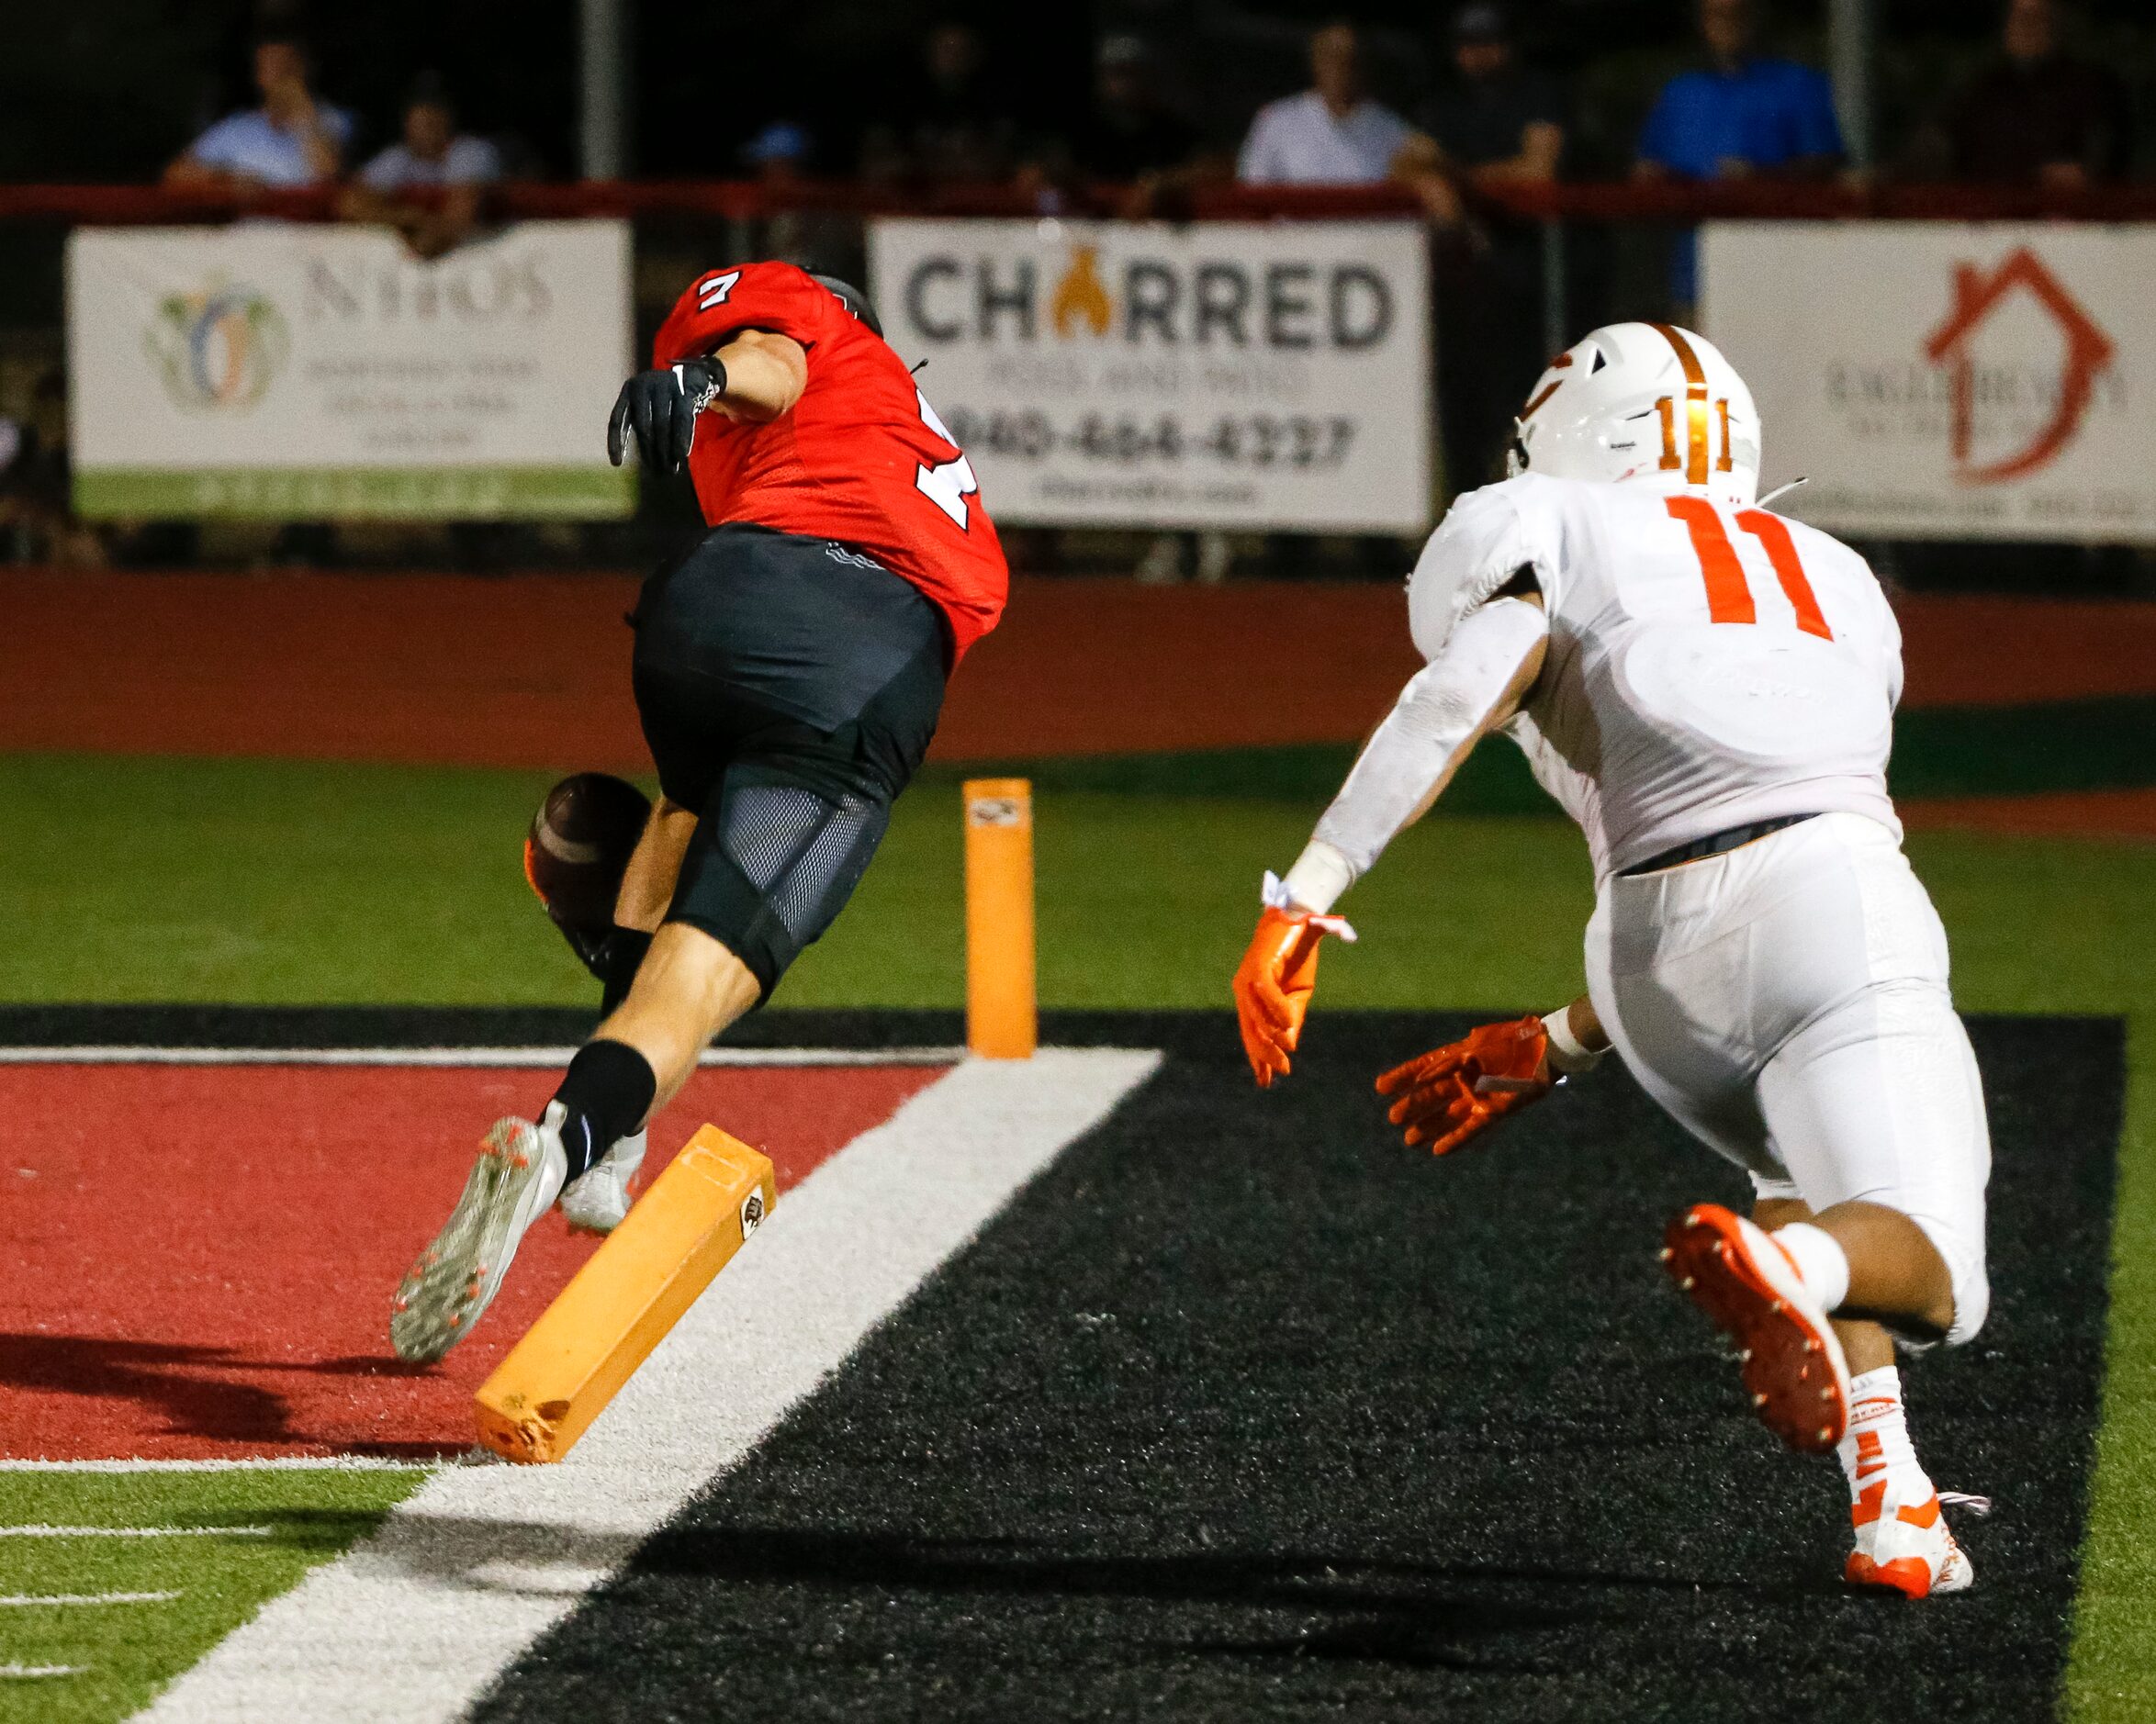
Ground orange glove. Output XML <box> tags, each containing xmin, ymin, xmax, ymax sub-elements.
<box><xmin>1375</xmin><ymin>1014</ymin><xmax>1553</xmax><ymax>1153</ymax></box>
<box><xmin>1232</xmin><ymin>882</ymin><xmax>1356</xmax><ymax>1088</ymax></box>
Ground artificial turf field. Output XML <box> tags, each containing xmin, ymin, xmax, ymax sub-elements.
<box><xmin>1</xmin><ymin>750</ymin><xmax>2152</xmax><ymax>1720</ymax></box>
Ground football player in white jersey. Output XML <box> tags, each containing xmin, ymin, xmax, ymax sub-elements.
<box><xmin>1232</xmin><ymin>322</ymin><xmax>1991</xmax><ymax>1598</ymax></box>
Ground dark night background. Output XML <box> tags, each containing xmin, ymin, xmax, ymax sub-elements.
<box><xmin>4</xmin><ymin>0</ymin><xmax>2152</xmax><ymax>185</ymax></box>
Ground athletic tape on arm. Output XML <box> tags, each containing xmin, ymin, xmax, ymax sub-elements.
<box><xmin>1309</xmin><ymin>597</ymin><xmax>1550</xmax><ymax>880</ymax></box>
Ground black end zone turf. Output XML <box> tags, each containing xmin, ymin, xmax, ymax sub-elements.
<box><xmin>410</xmin><ymin>1013</ymin><xmax>2109</xmax><ymax>1718</ymax></box>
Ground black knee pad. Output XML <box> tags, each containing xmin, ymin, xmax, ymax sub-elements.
<box><xmin>666</xmin><ymin>767</ymin><xmax>893</xmax><ymax>999</ymax></box>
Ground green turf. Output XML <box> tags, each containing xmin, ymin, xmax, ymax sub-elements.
<box><xmin>2</xmin><ymin>750</ymin><xmax>2153</xmax><ymax>1718</ymax></box>
<box><xmin>4</xmin><ymin>752</ymin><xmax>2148</xmax><ymax>1018</ymax></box>
<box><xmin>0</xmin><ymin>1467</ymin><xmax>429</xmax><ymax>1722</ymax></box>
<box><xmin>939</xmin><ymin>695</ymin><xmax>2156</xmax><ymax>807</ymax></box>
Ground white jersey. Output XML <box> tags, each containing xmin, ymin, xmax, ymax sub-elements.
<box><xmin>1407</xmin><ymin>472</ymin><xmax>1904</xmax><ymax>880</ymax></box>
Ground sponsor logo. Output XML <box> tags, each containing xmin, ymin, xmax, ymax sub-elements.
<box><xmin>739</xmin><ymin>1189</ymin><xmax>766</xmax><ymax>1238</ymax></box>
<box><xmin>902</xmin><ymin>240</ymin><xmax>1394</xmax><ymax>353</ymax></box>
<box><xmin>146</xmin><ymin>281</ymin><xmax>288</xmax><ymax>412</ymax></box>
<box><xmin>966</xmin><ymin>795</ymin><xmax>1027</xmax><ymax>828</ymax></box>
<box><xmin>1921</xmin><ymin>245</ymin><xmax>2116</xmax><ymax>486</ymax></box>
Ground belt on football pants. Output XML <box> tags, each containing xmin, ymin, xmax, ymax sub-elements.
<box><xmin>1619</xmin><ymin>812</ymin><xmax>1822</xmax><ymax>878</ymax></box>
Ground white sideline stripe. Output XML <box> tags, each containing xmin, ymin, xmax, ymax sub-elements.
<box><xmin>0</xmin><ymin>1457</ymin><xmax>436</xmax><ymax>1473</ymax></box>
<box><xmin>0</xmin><ymin>1044</ymin><xmax>967</xmax><ymax>1069</ymax></box>
<box><xmin>131</xmin><ymin>1048</ymin><xmax>1161</xmax><ymax>1724</ymax></box>
<box><xmin>0</xmin><ymin>1526</ymin><xmax>272</xmax><ymax>1539</ymax></box>
<box><xmin>0</xmin><ymin>1592</ymin><xmax>181</xmax><ymax>1606</ymax></box>
<box><xmin>2</xmin><ymin>1664</ymin><xmax>87</xmax><ymax>1678</ymax></box>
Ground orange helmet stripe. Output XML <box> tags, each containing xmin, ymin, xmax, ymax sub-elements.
<box><xmin>1648</xmin><ymin>322</ymin><xmax>1712</xmax><ymax>487</ymax></box>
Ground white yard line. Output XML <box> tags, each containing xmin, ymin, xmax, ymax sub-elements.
<box><xmin>131</xmin><ymin>1047</ymin><xmax>1160</xmax><ymax>1724</ymax></box>
<box><xmin>0</xmin><ymin>1457</ymin><xmax>437</xmax><ymax>1473</ymax></box>
<box><xmin>1</xmin><ymin>1663</ymin><xmax>87</xmax><ymax>1677</ymax></box>
<box><xmin>0</xmin><ymin>1045</ymin><xmax>965</xmax><ymax>1069</ymax></box>
<box><xmin>0</xmin><ymin>1526</ymin><xmax>271</xmax><ymax>1539</ymax></box>
<box><xmin>0</xmin><ymin>1592</ymin><xmax>181</xmax><ymax>1606</ymax></box>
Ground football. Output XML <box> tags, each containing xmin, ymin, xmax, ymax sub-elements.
<box><xmin>522</xmin><ymin>771</ymin><xmax>652</xmax><ymax>932</ymax></box>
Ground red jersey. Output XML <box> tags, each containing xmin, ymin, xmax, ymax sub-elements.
<box><xmin>652</xmin><ymin>262</ymin><xmax>1008</xmax><ymax>662</ymax></box>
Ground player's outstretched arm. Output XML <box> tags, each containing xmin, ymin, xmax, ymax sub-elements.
<box><xmin>1376</xmin><ymin>995</ymin><xmax>1609</xmax><ymax>1154</ymax></box>
<box><xmin>607</xmin><ymin>331</ymin><xmax>809</xmax><ymax>474</ymax></box>
<box><xmin>1231</xmin><ymin>592</ymin><xmax>1549</xmax><ymax>1089</ymax></box>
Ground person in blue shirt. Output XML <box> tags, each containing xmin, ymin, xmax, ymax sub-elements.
<box><xmin>165</xmin><ymin>30</ymin><xmax>352</xmax><ymax>192</ymax></box>
<box><xmin>1634</xmin><ymin>0</ymin><xmax>1843</xmax><ymax>310</ymax></box>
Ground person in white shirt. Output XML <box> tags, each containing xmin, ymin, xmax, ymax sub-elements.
<box><xmin>341</xmin><ymin>74</ymin><xmax>501</xmax><ymax>259</ymax></box>
<box><xmin>164</xmin><ymin>30</ymin><xmax>351</xmax><ymax>192</ymax></box>
<box><xmin>1237</xmin><ymin>22</ymin><xmax>1410</xmax><ymax>185</ymax></box>
<box><xmin>1233</xmin><ymin>321</ymin><xmax>1993</xmax><ymax>1600</ymax></box>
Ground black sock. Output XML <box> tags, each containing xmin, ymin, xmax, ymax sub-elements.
<box><xmin>551</xmin><ymin>1039</ymin><xmax>657</xmax><ymax>1181</ymax></box>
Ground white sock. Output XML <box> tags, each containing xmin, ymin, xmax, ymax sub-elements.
<box><xmin>1771</xmin><ymin>1222</ymin><xmax>1850</xmax><ymax>1313</ymax></box>
<box><xmin>1837</xmin><ymin>1366</ymin><xmax>1935</xmax><ymax>1505</ymax></box>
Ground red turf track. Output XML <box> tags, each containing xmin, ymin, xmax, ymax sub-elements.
<box><xmin>0</xmin><ymin>1062</ymin><xmax>943</xmax><ymax>1461</ymax></box>
<box><xmin>6</xmin><ymin>571</ymin><xmax>2150</xmax><ymax>769</ymax></box>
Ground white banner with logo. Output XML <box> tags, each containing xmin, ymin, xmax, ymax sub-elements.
<box><xmin>1703</xmin><ymin>222</ymin><xmax>2155</xmax><ymax>543</ymax></box>
<box><xmin>67</xmin><ymin>220</ymin><xmax>634</xmax><ymax>518</ymax></box>
<box><xmin>868</xmin><ymin>218</ymin><xmax>1432</xmax><ymax>532</ymax></box>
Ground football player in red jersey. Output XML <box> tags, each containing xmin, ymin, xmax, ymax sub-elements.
<box><xmin>392</xmin><ymin>264</ymin><xmax>1008</xmax><ymax>1362</ymax></box>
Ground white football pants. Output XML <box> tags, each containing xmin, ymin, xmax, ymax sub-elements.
<box><xmin>1584</xmin><ymin>812</ymin><xmax>1991</xmax><ymax>1344</ymax></box>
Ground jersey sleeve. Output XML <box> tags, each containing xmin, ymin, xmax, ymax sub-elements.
<box><xmin>1405</xmin><ymin>477</ymin><xmax>1553</xmax><ymax>663</ymax></box>
<box><xmin>651</xmin><ymin>263</ymin><xmax>834</xmax><ymax>368</ymax></box>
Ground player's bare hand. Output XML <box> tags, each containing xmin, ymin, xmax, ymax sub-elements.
<box><xmin>1376</xmin><ymin>1014</ymin><xmax>1553</xmax><ymax>1153</ymax></box>
<box><xmin>607</xmin><ymin>359</ymin><xmax>726</xmax><ymax>475</ymax></box>
<box><xmin>1232</xmin><ymin>892</ymin><xmax>1354</xmax><ymax>1089</ymax></box>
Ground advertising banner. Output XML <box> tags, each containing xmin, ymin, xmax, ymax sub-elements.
<box><xmin>868</xmin><ymin>218</ymin><xmax>1432</xmax><ymax>532</ymax></box>
<box><xmin>67</xmin><ymin>220</ymin><xmax>634</xmax><ymax>518</ymax></box>
<box><xmin>1703</xmin><ymin>222</ymin><xmax>2156</xmax><ymax>543</ymax></box>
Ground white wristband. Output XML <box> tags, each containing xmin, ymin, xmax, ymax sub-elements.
<box><xmin>1542</xmin><ymin>1006</ymin><xmax>1605</xmax><ymax>1075</ymax></box>
<box><xmin>1279</xmin><ymin>840</ymin><xmax>1356</xmax><ymax>916</ymax></box>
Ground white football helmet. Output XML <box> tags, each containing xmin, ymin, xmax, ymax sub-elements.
<box><xmin>1508</xmin><ymin>321</ymin><xmax>1761</xmax><ymax>509</ymax></box>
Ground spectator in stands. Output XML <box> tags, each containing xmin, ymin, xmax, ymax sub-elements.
<box><xmin>1073</xmin><ymin>36</ymin><xmax>1204</xmax><ymax>185</ymax></box>
<box><xmin>1100</xmin><ymin>0</ymin><xmax>1311</xmax><ymax>156</ymax></box>
<box><xmin>1635</xmin><ymin>0</ymin><xmax>1841</xmax><ymax>186</ymax></box>
<box><xmin>859</xmin><ymin>23</ymin><xmax>1017</xmax><ymax>185</ymax></box>
<box><xmin>743</xmin><ymin>122</ymin><xmax>816</xmax><ymax>186</ymax></box>
<box><xmin>1395</xmin><ymin>4</ymin><xmax>1566</xmax><ymax>489</ymax></box>
<box><xmin>1930</xmin><ymin>0</ymin><xmax>2131</xmax><ymax>187</ymax></box>
<box><xmin>1634</xmin><ymin>0</ymin><xmax>1842</xmax><ymax>311</ymax></box>
<box><xmin>164</xmin><ymin>29</ymin><xmax>351</xmax><ymax>191</ymax></box>
<box><xmin>338</xmin><ymin>73</ymin><xmax>500</xmax><ymax>259</ymax></box>
<box><xmin>1403</xmin><ymin>5</ymin><xmax>1563</xmax><ymax>196</ymax></box>
<box><xmin>1237</xmin><ymin>22</ymin><xmax>1410</xmax><ymax>185</ymax></box>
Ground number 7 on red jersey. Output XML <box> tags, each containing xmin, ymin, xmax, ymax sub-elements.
<box><xmin>913</xmin><ymin>389</ymin><xmax>980</xmax><ymax>532</ymax></box>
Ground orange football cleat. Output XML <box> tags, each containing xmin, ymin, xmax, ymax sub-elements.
<box><xmin>1661</xmin><ymin>1203</ymin><xmax>1851</xmax><ymax>1453</ymax></box>
<box><xmin>1846</xmin><ymin>1479</ymin><xmax>1981</xmax><ymax>1597</ymax></box>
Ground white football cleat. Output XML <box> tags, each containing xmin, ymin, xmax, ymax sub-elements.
<box><xmin>1847</xmin><ymin>1481</ymin><xmax>1981</xmax><ymax>1598</ymax></box>
<box><xmin>1661</xmin><ymin>1202</ymin><xmax>1852</xmax><ymax>1453</ymax></box>
<box><xmin>559</xmin><ymin>1126</ymin><xmax>646</xmax><ymax>1234</ymax></box>
<box><xmin>390</xmin><ymin>1109</ymin><xmax>567</xmax><ymax>1363</ymax></box>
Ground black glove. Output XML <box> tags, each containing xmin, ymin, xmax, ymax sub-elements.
<box><xmin>607</xmin><ymin>357</ymin><xmax>727</xmax><ymax>476</ymax></box>
<box><xmin>554</xmin><ymin>919</ymin><xmax>655</xmax><ymax>1013</ymax></box>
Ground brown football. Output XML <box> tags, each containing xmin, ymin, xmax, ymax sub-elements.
<box><xmin>523</xmin><ymin>772</ymin><xmax>652</xmax><ymax>932</ymax></box>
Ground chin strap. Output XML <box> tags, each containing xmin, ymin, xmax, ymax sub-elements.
<box><xmin>1755</xmin><ymin>476</ymin><xmax>1811</xmax><ymax>510</ymax></box>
